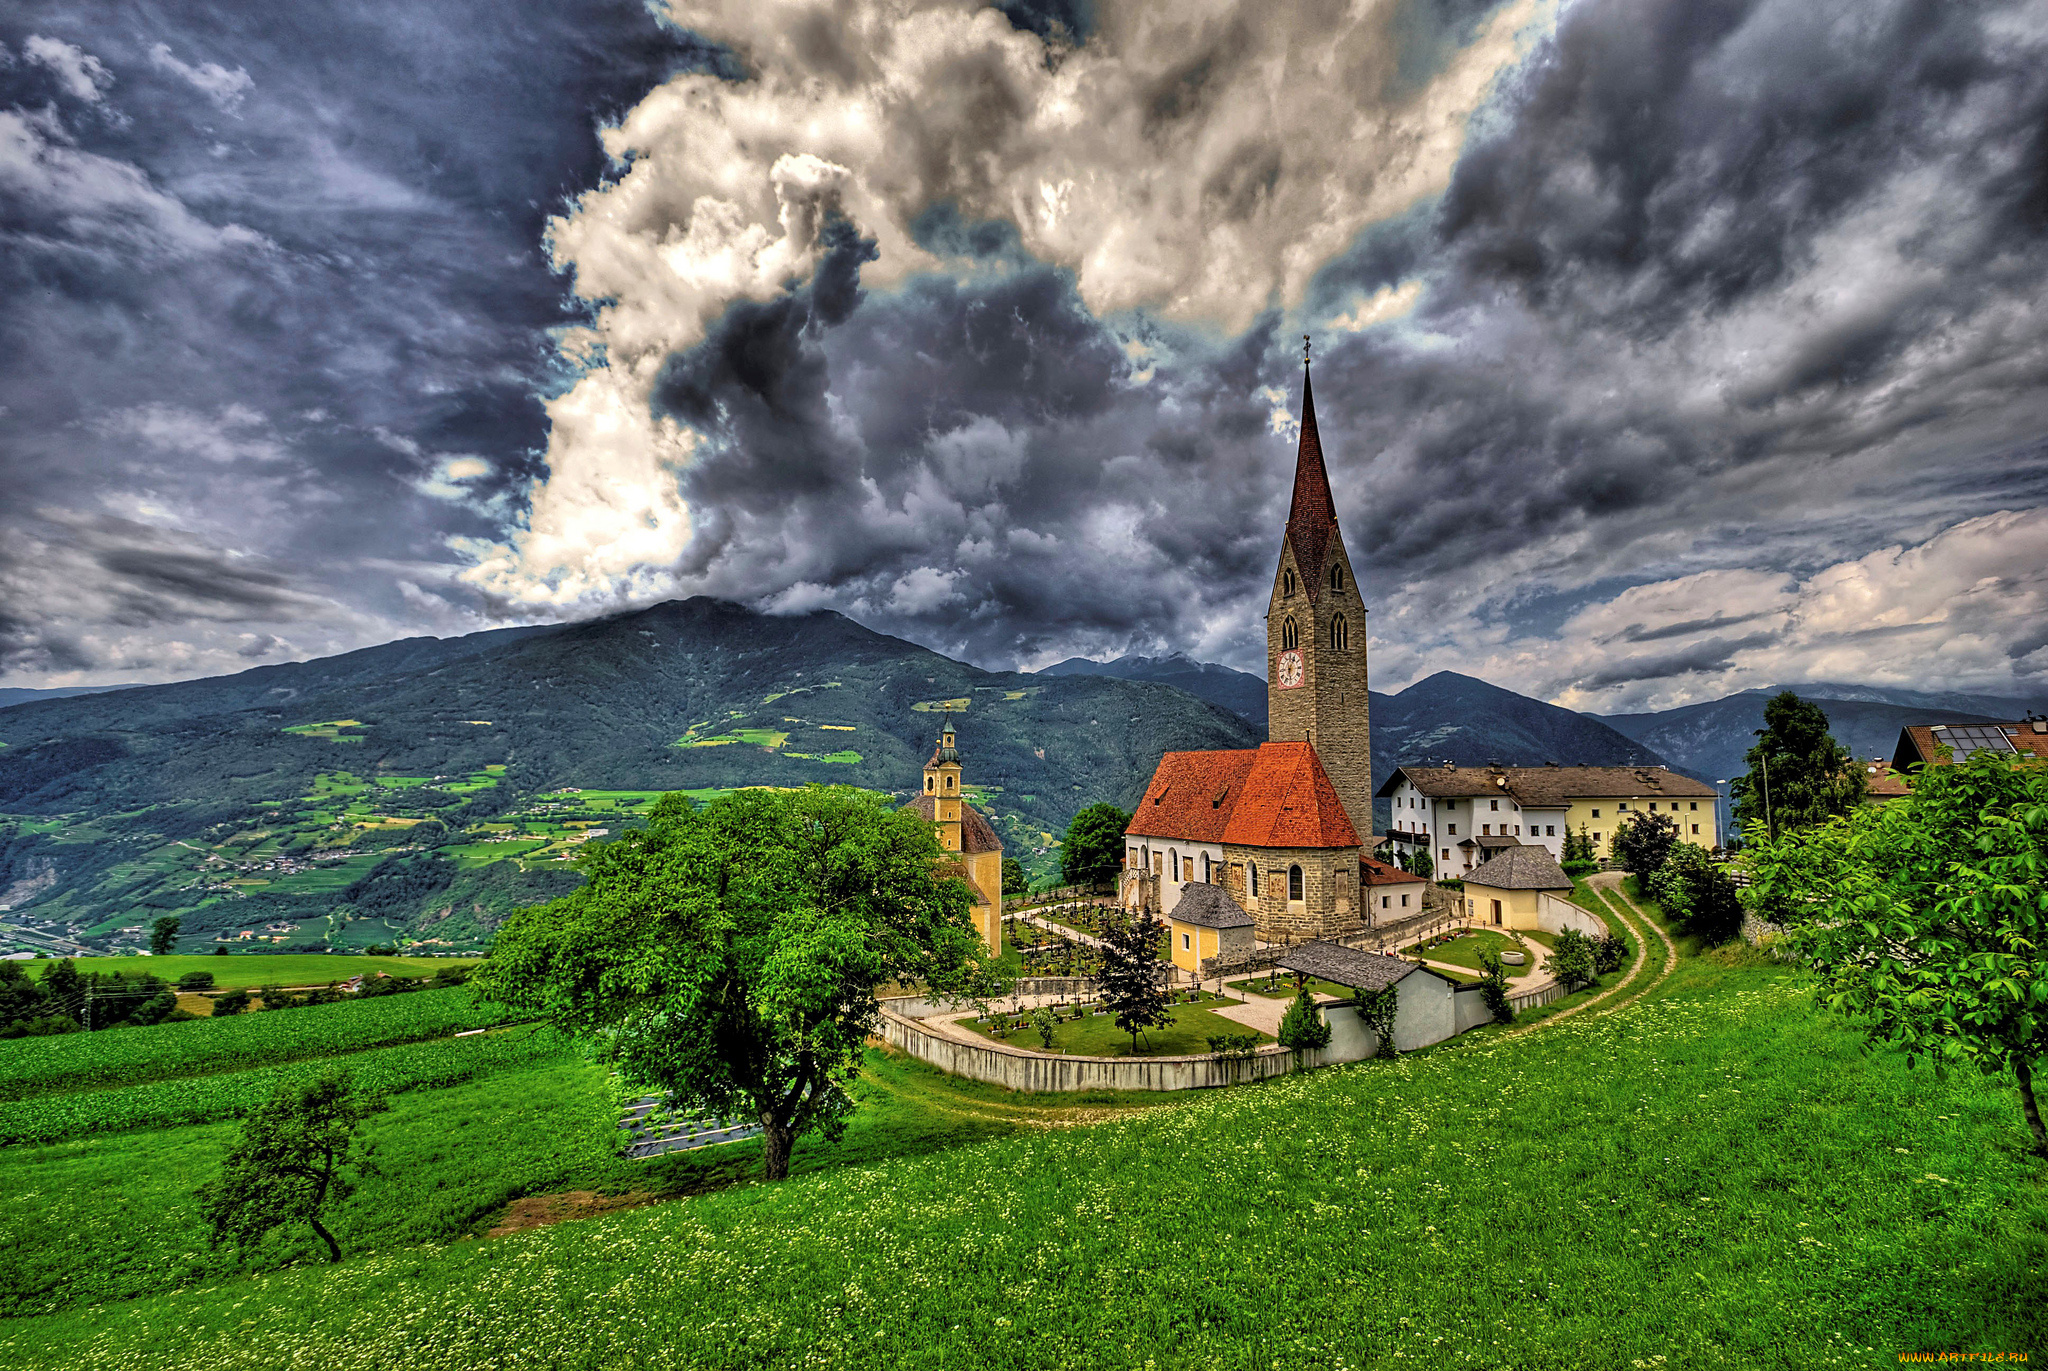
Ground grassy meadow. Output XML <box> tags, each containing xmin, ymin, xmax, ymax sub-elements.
<box><xmin>0</xmin><ymin>919</ymin><xmax>2042</xmax><ymax>1368</ymax></box>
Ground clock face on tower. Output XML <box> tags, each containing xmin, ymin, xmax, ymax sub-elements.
<box><xmin>1277</xmin><ymin>649</ymin><xmax>1303</xmax><ymax>689</ymax></box>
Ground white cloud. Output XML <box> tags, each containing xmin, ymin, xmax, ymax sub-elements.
<box><xmin>1382</xmin><ymin>507</ymin><xmax>2048</xmax><ymax>711</ymax></box>
<box><xmin>464</xmin><ymin>0</ymin><xmax>1551</xmax><ymax>610</ymax></box>
<box><xmin>95</xmin><ymin>404</ymin><xmax>287</xmax><ymax>464</ymax></box>
<box><xmin>1328</xmin><ymin>279</ymin><xmax>1423</xmax><ymax>332</ymax></box>
<box><xmin>883</xmin><ymin>566</ymin><xmax>969</xmax><ymax>615</ymax></box>
<box><xmin>25</xmin><ymin>35</ymin><xmax>112</xmax><ymax>103</ymax></box>
<box><xmin>0</xmin><ymin>108</ymin><xmax>272</xmax><ymax>256</ymax></box>
<box><xmin>148</xmin><ymin>43</ymin><xmax>254</xmax><ymax>112</ymax></box>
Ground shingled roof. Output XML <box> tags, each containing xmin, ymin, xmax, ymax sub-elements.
<box><xmin>901</xmin><ymin>794</ymin><xmax>1003</xmax><ymax>854</ymax></box>
<box><xmin>1168</xmin><ymin>883</ymin><xmax>1254</xmax><ymax>929</ymax></box>
<box><xmin>1360</xmin><ymin>855</ymin><xmax>1425</xmax><ymax>887</ymax></box>
<box><xmin>1378</xmin><ymin>763</ymin><xmax>1717</xmax><ymax>805</ymax></box>
<box><xmin>1285</xmin><ymin>365</ymin><xmax>1341</xmax><ymax>604</ymax></box>
<box><xmin>1275</xmin><ymin>941</ymin><xmax>1433</xmax><ymax>992</ymax></box>
<box><xmin>1464</xmin><ymin>844</ymin><xmax>1573</xmax><ymax>891</ymax></box>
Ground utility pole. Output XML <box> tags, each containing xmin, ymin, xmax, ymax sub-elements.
<box><xmin>1751</xmin><ymin>729</ymin><xmax>1776</xmax><ymax>842</ymax></box>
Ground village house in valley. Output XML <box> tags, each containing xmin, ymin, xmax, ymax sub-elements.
<box><xmin>1376</xmin><ymin>763</ymin><xmax>1721</xmax><ymax>874</ymax></box>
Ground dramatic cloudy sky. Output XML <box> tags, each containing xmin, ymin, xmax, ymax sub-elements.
<box><xmin>4</xmin><ymin>0</ymin><xmax>2046</xmax><ymax>712</ymax></box>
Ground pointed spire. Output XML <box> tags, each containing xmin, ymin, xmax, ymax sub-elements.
<box><xmin>1286</xmin><ymin>349</ymin><xmax>1339</xmax><ymax>600</ymax></box>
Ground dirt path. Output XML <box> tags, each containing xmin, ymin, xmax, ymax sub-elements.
<box><xmin>1498</xmin><ymin>873</ymin><xmax>1676</xmax><ymax>1037</ymax></box>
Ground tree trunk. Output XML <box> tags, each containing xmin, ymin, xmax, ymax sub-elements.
<box><xmin>308</xmin><ymin>1216</ymin><xmax>342</xmax><ymax>1263</ymax></box>
<box><xmin>2018</xmin><ymin>1058</ymin><xmax>2048</xmax><ymax>1159</ymax></box>
<box><xmin>760</xmin><ymin>1112</ymin><xmax>796</xmax><ymax>1181</ymax></box>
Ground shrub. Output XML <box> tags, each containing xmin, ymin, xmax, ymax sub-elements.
<box><xmin>1593</xmin><ymin>930</ymin><xmax>1630</xmax><ymax>975</ymax></box>
<box><xmin>178</xmin><ymin>971</ymin><xmax>217</xmax><ymax>991</ymax></box>
<box><xmin>1276</xmin><ymin>991</ymin><xmax>1330</xmax><ymax>1058</ymax></box>
<box><xmin>1550</xmin><ymin>927</ymin><xmax>1596</xmax><ymax>993</ymax></box>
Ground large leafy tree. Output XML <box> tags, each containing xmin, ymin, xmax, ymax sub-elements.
<box><xmin>150</xmin><ymin>915</ymin><xmax>180</xmax><ymax>956</ymax></box>
<box><xmin>477</xmin><ymin>786</ymin><xmax>1002</xmax><ymax>1180</ymax></box>
<box><xmin>1745</xmin><ymin>752</ymin><xmax>2048</xmax><ymax>1156</ymax></box>
<box><xmin>1610</xmin><ymin>811</ymin><xmax>1678</xmax><ymax>882</ymax></box>
<box><xmin>1733</xmin><ymin>692</ymin><xmax>1864</xmax><ymax>839</ymax></box>
<box><xmin>1061</xmin><ymin>802</ymin><xmax>1131</xmax><ymax>889</ymax></box>
<box><xmin>1096</xmin><ymin>907</ymin><xmax>1172</xmax><ymax>1054</ymax></box>
<box><xmin>197</xmin><ymin>1070</ymin><xmax>385</xmax><ymax>1262</ymax></box>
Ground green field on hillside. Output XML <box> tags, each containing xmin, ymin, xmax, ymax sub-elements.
<box><xmin>26</xmin><ymin>953</ymin><xmax>480</xmax><ymax>989</ymax></box>
<box><xmin>1</xmin><ymin>926</ymin><xmax>2042</xmax><ymax>1368</ymax></box>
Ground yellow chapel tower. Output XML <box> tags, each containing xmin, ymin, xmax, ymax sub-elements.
<box><xmin>906</xmin><ymin>721</ymin><xmax>1004</xmax><ymax>954</ymax></box>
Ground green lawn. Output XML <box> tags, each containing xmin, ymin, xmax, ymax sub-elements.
<box><xmin>26</xmin><ymin>953</ymin><xmax>480</xmax><ymax>989</ymax></box>
<box><xmin>1404</xmin><ymin>928</ymin><xmax>1529</xmax><ymax>974</ymax></box>
<box><xmin>964</xmin><ymin>997</ymin><xmax>1269</xmax><ymax>1056</ymax></box>
<box><xmin>0</xmin><ymin>1035</ymin><xmax>1169</xmax><ymax>1320</ymax></box>
<box><xmin>4</xmin><ymin>949</ymin><xmax>2043</xmax><ymax>1368</ymax></box>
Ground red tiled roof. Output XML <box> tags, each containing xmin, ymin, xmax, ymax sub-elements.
<box><xmin>1286</xmin><ymin>366</ymin><xmax>1340</xmax><ymax>604</ymax></box>
<box><xmin>1125</xmin><ymin>742</ymin><xmax>1361</xmax><ymax>851</ymax></box>
<box><xmin>1123</xmin><ymin>749</ymin><xmax>1262</xmax><ymax>842</ymax></box>
<box><xmin>901</xmin><ymin>794</ymin><xmax>1003</xmax><ymax>853</ymax></box>
<box><xmin>1222</xmin><ymin>743</ymin><xmax>1361</xmax><ymax>849</ymax></box>
<box><xmin>1360</xmin><ymin>855</ymin><xmax>1424</xmax><ymax>887</ymax></box>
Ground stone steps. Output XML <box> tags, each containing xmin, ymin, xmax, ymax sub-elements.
<box><xmin>618</xmin><ymin>1093</ymin><xmax>762</xmax><ymax>1159</ymax></box>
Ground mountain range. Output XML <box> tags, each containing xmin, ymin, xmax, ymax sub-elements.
<box><xmin>1593</xmin><ymin>684</ymin><xmax>2043</xmax><ymax>784</ymax></box>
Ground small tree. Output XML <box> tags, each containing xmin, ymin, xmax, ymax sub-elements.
<box><xmin>1477</xmin><ymin>951</ymin><xmax>1514</xmax><ymax>1025</ymax></box>
<box><xmin>1551</xmin><ymin>927</ymin><xmax>1596</xmax><ymax>993</ymax></box>
<box><xmin>1060</xmin><ymin>803</ymin><xmax>1132</xmax><ymax>890</ymax></box>
<box><xmin>1030</xmin><ymin>1005</ymin><xmax>1057</xmax><ymax>1051</ymax></box>
<box><xmin>213</xmin><ymin>988</ymin><xmax>251</xmax><ymax>1016</ymax></box>
<box><xmin>150</xmin><ymin>916</ymin><xmax>181</xmax><ymax>956</ymax></box>
<box><xmin>1001</xmin><ymin>858</ymin><xmax>1027</xmax><ymax>896</ymax></box>
<box><xmin>1277</xmin><ymin>989</ymin><xmax>1331</xmax><ymax>1061</ymax></box>
<box><xmin>1096</xmin><ymin>907</ymin><xmax>1173</xmax><ymax>1054</ymax></box>
<box><xmin>197</xmin><ymin>1070</ymin><xmax>385</xmax><ymax>1262</ymax></box>
<box><xmin>1609</xmin><ymin>812</ymin><xmax>1679</xmax><ymax>884</ymax></box>
<box><xmin>1357</xmin><ymin>985</ymin><xmax>1399</xmax><ymax>1057</ymax></box>
<box><xmin>1410</xmin><ymin>849</ymin><xmax>1434</xmax><ymax>880</ymax></box>
<box><xmin>1747</xmin><ymin>750</ymin><xmax>2048</xmax><ymax>1156</ymax></box>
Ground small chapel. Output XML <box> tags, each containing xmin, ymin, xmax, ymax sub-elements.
<box><xmin>902</xmin><ymin>722</ymin><xmax>1004</xmax><ymax>955</ymax></box>
<box><xmin>1121</xmin><ymin>355</ymin><xmax>1380</xmax><ymax>946</ymax></box>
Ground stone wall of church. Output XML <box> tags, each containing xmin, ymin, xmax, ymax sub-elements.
<box><xmin>1223</xmin><ymin>843</ymin><xmax>1364</xmax><ymax>943</ymax></box>
<box><xmin>1264</xmin><ymin>536</ymin><xmax>1373</xmax><ymax>842</ymax></box>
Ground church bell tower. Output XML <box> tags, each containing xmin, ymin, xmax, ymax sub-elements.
<box><xmin>1266</xmin><ymin>346</ymin><xmax>1372</xmax><ymax>840</ymax></box>
<box><xmin>923</xmin><ymin>722</ymin><xmax>964</xmax><ymax>852</ymax></box>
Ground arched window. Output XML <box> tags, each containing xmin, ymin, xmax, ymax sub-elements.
<box><xmin>1281</xmin><ymin>616</ymin><xmax>1298</xmax><ymax>650</ymax></box>
<box><xmin>1329</xmin><ymin>564</ymin><xmax>1344</xmax><ymax>592</ymax></box>
<box><xmin>945</xmin><ymin>774</ymin><xmax>955</xmax><ymax>791</ymax></box>
<box><xmin>924</xmin><ymin>776</ymin><xmax>933</xmax><ymax>793</ymax></box>
<box><xmin>1282</xmin><ymin>569</ymin><xmax>1296</xmax><ymax>597</ymax></box>
<box><xmin>1201</xmin><ymin>852</ymin><xmax>1210</xmax><ymax>882</ymax></box>
<box><xmin>1329</xmin><ymin>615</ymin><xmax>1348</xmax><ymax>650</ymax></box>
<box><xmin>1169</xmin><ymin>849</ymin><xmax>1179</xmax><ymax>882</ymax></box>
<box><xmin>1288</xmin><ymin>864</ymin><xmax>1304</xmax><ymax>900</ymax></box>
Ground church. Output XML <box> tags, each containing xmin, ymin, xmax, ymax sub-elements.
<box><xmin>902</xmin><ymin>721</ymin><xmax>1004</xmax><ymax>955</ymax></box>
<box><xmin>1121</xmin><ymin>359</ymin><xmax>1382</xmax><ymax>945</ymax></box>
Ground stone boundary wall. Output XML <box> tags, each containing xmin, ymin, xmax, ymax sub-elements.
<box><xmin>1537</xmin><ymin>892</ymin><xmax>1608</xmax><ymax>939</ymax></box>
<box><xmin>876</xmin><ymin>1003</ymin><xmax>1310</xmax><ymax>1091</ymax></box>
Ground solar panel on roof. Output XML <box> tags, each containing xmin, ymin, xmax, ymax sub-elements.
<box><xmin>1930</xmin><ymin>724</ymin><xmax>2017</xmax><ymax>759</ymax></box>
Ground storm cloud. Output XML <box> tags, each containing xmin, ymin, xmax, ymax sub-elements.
<box><xmin>4</xmin><ymin>0</ymin><xmax>2047</xmax><ymax>711</ymax></box>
